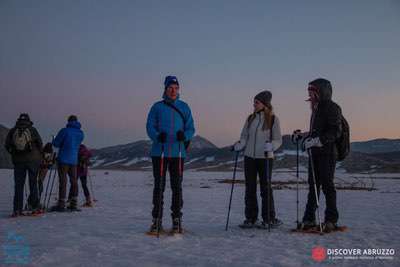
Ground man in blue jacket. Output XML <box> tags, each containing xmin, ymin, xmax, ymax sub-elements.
<box><xmin>51</xmin><ymin>115</ymin><xmax>84</xmax><ymax>212</ymax></box>
<box><xmin>146</xmin><ymin>76</ymin><xmax>195</xmax><ymax>234</ymax></box>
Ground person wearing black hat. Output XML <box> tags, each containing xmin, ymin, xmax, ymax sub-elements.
<box><xmin>233</xmin><ymin>91</ymin><xmax>283</xmax><ymax>229</ymax></box>
<box><xmin>300</xmin><ymin>78</ymin><xmax>342</xmax><ymax>232</ymax></box>
<box><xmin>50</xmin><ymin>115</ymin><xmax>84</xmax><ymax>212</ymax></box>
<box><xmin>5</xmin><ymin>113</ymin><xmax>43</xmax><ymax>217</ymax></box>
<box><xmin>146</xmin><ymin>75</ymin><xmax>195</xmax><ymax>234</ymax></box>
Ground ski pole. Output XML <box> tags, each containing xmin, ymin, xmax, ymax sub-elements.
<box><xmin>42</xmin><ymin>152</ymin><xmax>56</xmax><ymax>210</ymax></box>
<box><xmin>292</xmin><ymin>129</ymin><xmax>302</xmax><ymax>229</ymax></box>
<box><xmin>296</xmin><ymin>139</ymin><xmax>300</xmax><ymax>229</ymax></box>
<box><xmin>225</xmin><ymin>151</ymin><xmax>239</xmax><ymax>231</ymax></box>
<box><xmin>46</xmin><ymin>162</ymin><xmax>58</xmax><ymax>210</ymax></box>
<box><xmin>42</xmin><ymin>166</ymin><xmax>53</xmax><ymax>210</ymax></box>
<box><xmin>156</xmin><ymin>144</ymin><xmax>165</xmax><ymax>238</ymax></box>
<box><xmin>266</xmin><ymin>156</ymin><xmax>271</xmax><ymax>232</ymax></box>
<box><xmin>24</xmin><ymin>181</ymin><xmax>29</xmax><ymax>211</ymax></box>
<box><xmin>177</xmin><ymin>141</ymin><xmax>183</xmax><ymax>233</ymax></box>
<box><xmin>308</xmin><ymin>148</ymin><xmax>323</xmax><ymax>235</ymax></box>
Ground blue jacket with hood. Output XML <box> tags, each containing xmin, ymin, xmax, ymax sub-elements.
<box><xmin>53</xmin><ymin>121</ymin><xmax>84</xmax><ymax>165</ymax></box>
<box><xmin>146</xmin><ymin>94</ymin><xmax>195</xmax><ymax>158</ymax></box>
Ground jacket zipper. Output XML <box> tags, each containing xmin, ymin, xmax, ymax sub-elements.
<box><xmin>253</xmin><ymin>114</ymin><xmax>262</xmax><ymax>158</ymax></box>
<box><xmin>169</xmin><ymin>107</ymin><xmax>174</xmax><ymax>157</ymax></box>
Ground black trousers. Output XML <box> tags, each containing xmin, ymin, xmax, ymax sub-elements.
<box><xmin>151</xmin><ymin>157</ymin><xmax>184</xmax><ymax>220</ymax></box>
<box><xmin>69</xmin><ymin>176</ymin><xmax>91</xmax><ymax>201</ymax></box>
<box><xmin>244</xmin><ymin>156</ymin><xmax>275</xmax><ymax>222</ymax></box>
<box><xmin>13</xmin><ymin>162</ymin><xmax>40</xmax><ymax>212</ymax></box>
<box><xmin>303</xmin><ymin>152</ymin><xmax>339</xmax><ymax>223</ymax></box>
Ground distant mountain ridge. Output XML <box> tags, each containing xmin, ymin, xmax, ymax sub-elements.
<box><xmin>91</xmin><ymin>134</ymin><xmax>400</xmax><ymax>173</ymax></box>
<box><xmin>0</xmin><ymin>123</ymin><xmax>399</xmax><ymax>173</ymax></box>
<box><xmin>351</xmin><ymin>138</ymin><xmax>400</xmax><ymax>154</ymax></box>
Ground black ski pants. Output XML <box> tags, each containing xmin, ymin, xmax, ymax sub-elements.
<box><xmin>303</xmin><ymin>152</ymin><xmax>339</xmax><ymax>223</ymax></box>
<box><xmin>13</xmin><ymin>162</ymin><xmax>40</xmax><ymax>212</ymax></box>
<box><xmin>244</xmin><ymin>156</ymin><xmax>276</xmax><ymax>222</ymax></box>
<box><xmin>151</xmin><ymin>157</ymin><xmax>184</xmax><ymax>220</ymax></box>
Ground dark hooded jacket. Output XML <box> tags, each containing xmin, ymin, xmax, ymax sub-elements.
<box><xmin>4</xmin><ymin>118</ymin><xmax>43</xmax><ymax>165</ymax></box>
<box><xmin>308</xmin><ymin>78</ymin><xmax>342</xmax><ymax>156</ymax></box>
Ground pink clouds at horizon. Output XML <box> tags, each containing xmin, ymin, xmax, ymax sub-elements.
<box><xmin>1</xmin><ymin>74</ymin><xmax>399</xmax><ymax>148</ymax></box>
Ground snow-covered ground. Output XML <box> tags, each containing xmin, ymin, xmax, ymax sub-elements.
<box><xmin>0</xmin><ymin>169</ymin><xmax>399</xmax><ymax>266</ymax></box>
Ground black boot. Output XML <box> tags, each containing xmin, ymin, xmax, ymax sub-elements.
<box><xmin>239</xmin><ymin>219</ymin><xmax>257</xmax><ymax>229</ymax></box>
<box><xmin>172</xmin><ymin>217</ymin><xmax>183</xmax><ymax>233</ymax></box>
<box><xmin>149</xmin><ymin>218</ymin><xmax>163</xmax><ymax>233</ymax></box>
<box><xmin>256</xmin><ymin>218</ymin><xmax>283</xmax><ymax>229</ymax></box>
<box><xmin>322</xmin><ymin>221</ymin><xmax>337</xmax><ymax>233</ymax></box>
<box><xmin>49</xmin><ymin>205</ymin><xmax>66</xmax><ymax>212</ymax></box>
<box><xmin>299</xmin><ymin>220</ymin><xmax>317</xmax><ymax>230</ymax></box>
<box><xmin>67</xmin><ymin>199</ymin><xmax>81</xmax><ymax>212</ymax></box>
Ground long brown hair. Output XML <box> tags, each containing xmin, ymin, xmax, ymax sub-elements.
<box><xmin>247</xmin><ymin>103</ymin><xmax>274</xmax><ymax>131</ymax></box>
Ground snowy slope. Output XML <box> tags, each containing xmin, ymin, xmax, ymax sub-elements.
<box><xmin>0</xmin><ymin>169</ymin><xmax>399</xmax><ymax>266</ymax></box>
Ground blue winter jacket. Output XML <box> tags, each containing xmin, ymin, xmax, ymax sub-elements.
<box><xmin>53</xmin><ymin>121</ymin><xmax>84</xmax><ymax>165</ymax></box>
<box><xmin>146</xmin><ymin>94</ymin><xmax>195</xmax><ymax>158</ymax></box>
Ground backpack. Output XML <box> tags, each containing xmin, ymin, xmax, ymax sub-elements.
<box><xmin>12</xmin><ymin>128</ymin><xmax>32</xmax><ymax>152</ymax></box>
<box><xmin>163</xmin><ymin>101</ymin><xmax>191</xmax><ymax>150</ymax></box>
<box><xmin>336</xmin><ymin>115</ymin><xmax>350</xmax><ymax>161</ymax></box>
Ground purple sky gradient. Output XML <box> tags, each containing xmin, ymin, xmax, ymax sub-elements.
<box><xmin>1</xmin><ymin>1</ymin><xmax>399</xmax><ymax>148</ymax></box>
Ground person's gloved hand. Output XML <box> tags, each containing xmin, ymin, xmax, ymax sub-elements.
<box><xmin>157</xmin><ymin>132</ymin><xmax>167</xmax><ymax>143</ymax></box>
<box><xmin>264</xmin><ymin>142</ymin><xmax>274</xmax><ymax>152</ymax></box>
<box><xmin>303</xmin><ymin>137</ymin><xmax>323</xmax><ymax>150</ymax></box>
<box><xmin>291</xmin><ymin>130</ymin><xmax>303</xmax><ymax>143</ymax></box>
<box><xmin>232</xmin><ymin>141</ymin><xmax>245</xmax><ymax>152</ymax></box>
<box><xmin>176</xmin><ymin>131</ymin><xmax>185</xmax><ymax>142</ymax></box>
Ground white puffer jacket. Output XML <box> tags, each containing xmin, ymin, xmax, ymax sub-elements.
<box><xmin>236</xmin><ymin>112</ymin><xmax>282</xmax><ymax>159</ymax></box>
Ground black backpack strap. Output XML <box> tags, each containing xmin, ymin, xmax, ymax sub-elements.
<box><xmin>162</xmin><ymin>100</ymin><xmax>187</xmax><ymax>127</ymax></box>
<box><xmin>269</xmin><ymin>115</ymin><xmax>275</xmax><ymax>142</ymax></box>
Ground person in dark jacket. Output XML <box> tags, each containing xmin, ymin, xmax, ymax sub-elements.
<box><xmin>51</xmin><ymin>115</ymin><xmax>84</xmax><ymax>212</ymax></box>
<box><xmin>68</xmin><ymin>144</ymin><xmax>93</xmax><ymax>207</ymax></box>
<box><xmin>37</xmin><ymin>142</ymin><xmax>55</xmax><ymax>200</ymax></box>
<box><xmin>300</xmin><ymin>78</ymin><xmax>342</xmax><ymax>232</ymax></box>
<box><xmin>146</xmin><ymin>75</ymin><xmax>195</xmax><ymax>233</ymax></box>
<box><xmin>5</xmin><ymin>113</ymin><xmax>43</xmax><ymax>216</ymax></box>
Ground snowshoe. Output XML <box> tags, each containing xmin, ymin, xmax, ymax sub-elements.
<box><xmin>239</xmin><ymin>219</ymin><xmax>256</xmax><ymax>229</ymax></box>
<box><xmin>256</xmin><ymin>218</ymin><xmax>283</xmax><ymax>229</ymax></box>
<box><xmin>82</xmin><ymin>201</ymin><xmax>93</xmax><ymax>208</ymax></box>
<box><xmin>291</xmin><ymin>224</ymin><xmax>347</xmax><ymax>234</ymax></box>
<box><xmin>322</xmin><ymin>222</ymin><xmax>339</xmax><ymax>233</ymax></box>
<box><xmin>26</xmin><ymin>209</ymin><xmax>44</xmax><ymax>217</ymax></box>
<box><xmin>298</xmin><ymin>220</ymin><xmax>317</xmax><ymax>231</ymax></box>
<box><xmin>67</xmin><ymin>205</ymin><xmax>82</xmax><ymax>212</ymax></box>
<box><xmin>49</xmin><ymin>205</ymin><xmax>66</xmax><ymax>212</ymax></box>
<box><xmin>146</xmin><ymin>219</ymin><xmax>165</xmax><ymax>236</ymax></box>
<box><xmin>9</xmin><ymin>211</ymin><xmax>22</xmax><ymax>218</ymax></box>
<box><xmin>170</xmin><ymin>218</ymin><xmax>183</xmax><ymax>234</ymax></box>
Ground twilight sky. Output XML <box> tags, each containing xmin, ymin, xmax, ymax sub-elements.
<box><xmin>1</xmin><ymin>0</ymin><xmax>399</xmax><ymax>148</ymax></box>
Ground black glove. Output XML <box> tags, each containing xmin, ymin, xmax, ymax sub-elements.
<box><xmin>291</xmin><ymin>129</ymin><xmax>303</xmax><ymax>144</ymax></box>
<box><xmin>176</xmin><ymin>130</ymin><xmax>185</xmax><ymax>142</ymax></box>
<box><xmin>157</xmin><ymin>132</ymin><xmax>167</xmax><ymax>143</ymax></box>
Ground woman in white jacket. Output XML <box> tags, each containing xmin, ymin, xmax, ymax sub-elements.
<box><xmin>234</xmin><ymin>90</ymin><xmax>283</xmax><ymax>228</ymax></box>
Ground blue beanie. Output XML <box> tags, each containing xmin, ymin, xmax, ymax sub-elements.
<box><xmin>164</xmin><ymin>76</ymin><xmax>179</xmax><ymax>89</ymax></box>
